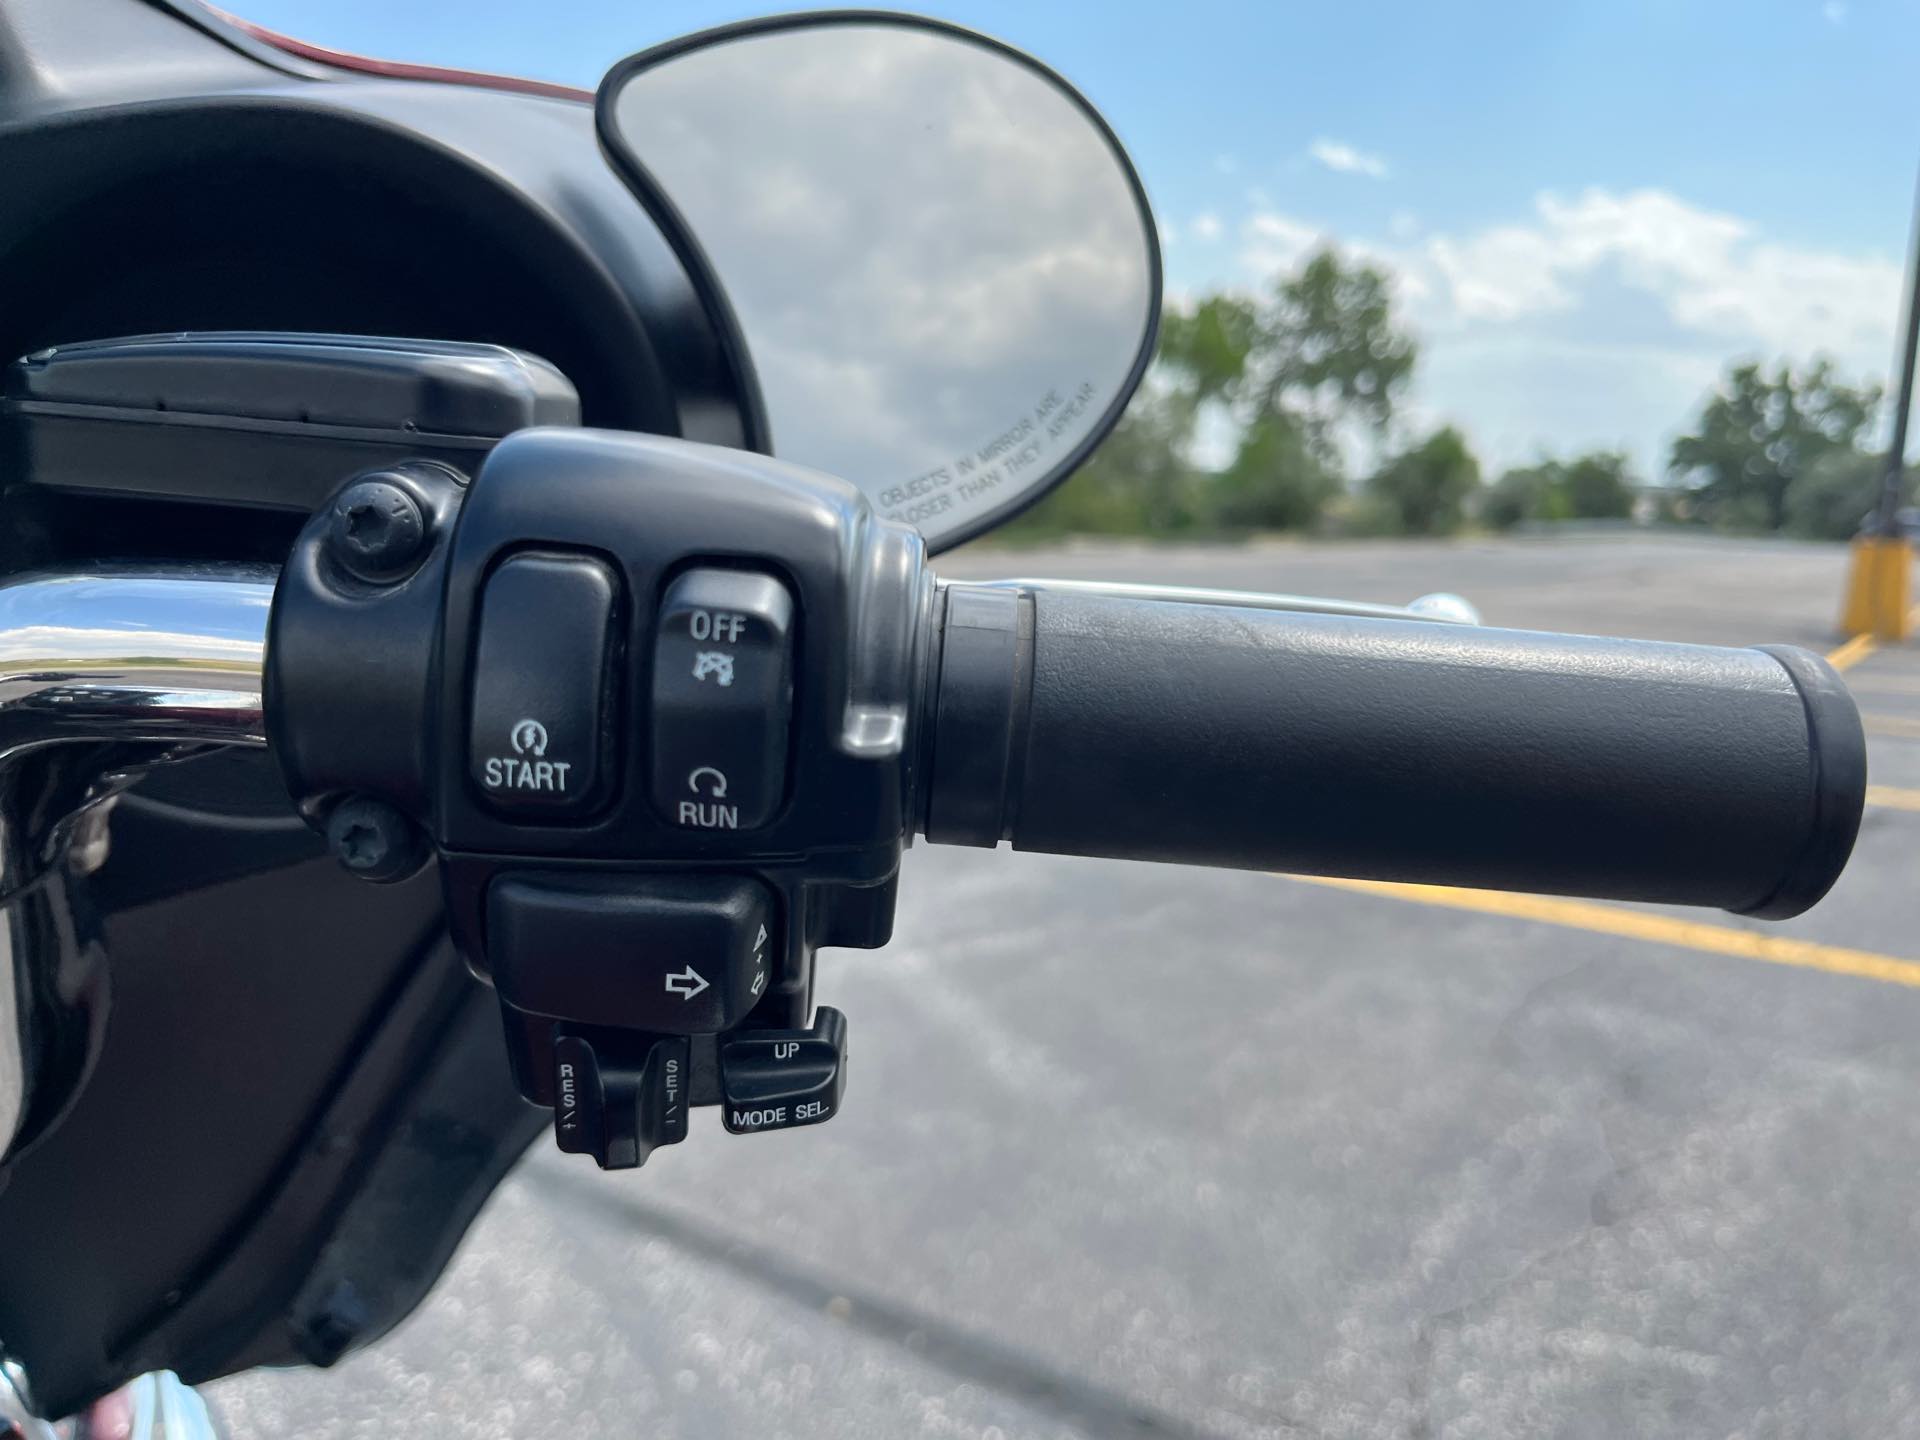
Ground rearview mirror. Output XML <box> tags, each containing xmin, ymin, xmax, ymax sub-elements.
<box><xmin>597</xmin><ymin>14</ymin><xmax>1162</xmax><ymax>551</ymax></box>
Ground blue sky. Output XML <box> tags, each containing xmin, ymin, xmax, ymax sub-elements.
<box><xmin>233</xmin><ymin>0</ymin><xmax>1920</xmax><ymax>477</ymax></box>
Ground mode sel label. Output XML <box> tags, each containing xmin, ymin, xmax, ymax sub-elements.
<box><xmin>728</xmin><ymin>1099</ymin><xmax>834</xmax><ymax>1132</ymax></box>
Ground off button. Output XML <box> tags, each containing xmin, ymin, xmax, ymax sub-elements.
<box><xmin>469</xmin><ymin>552</ymin><xmax>618</xmax><ymax>819</ymax></box>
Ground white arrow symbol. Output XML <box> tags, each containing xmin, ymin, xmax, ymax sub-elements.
<box><xmin>754</xmin><ymin>924</ymin><xmax>769</xmax><ymax>950</ymax></box>
<box><xmin>664</xmin><ymin>967</ymin><xmax>709</xmax><ymax>1000</ymax></box>
<box><xmin>687</xmin><ymin>766</ymin><xmax>729</xmax><ymax>797</ymax></box>
<box><xmin>750</xmin><ymin>969</ymin><xmax>767</xmax><ymax>998</ymax></box>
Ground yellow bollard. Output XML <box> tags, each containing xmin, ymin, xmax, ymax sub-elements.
<box><xmin>1840</xmin><ymin>534</ymin><xmax>1915</xmax><ymax>641</ymax></box>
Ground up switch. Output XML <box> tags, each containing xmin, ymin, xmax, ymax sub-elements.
<box><xmin>468</xmin><ymin>551</ymin><xmax>618</xmax><ymax>819</ymax></box>
<box><xmin>652</xmin><ymin>568</ymin><xmax>794</xmax><ymax>831</ymax></box>
<box><xmin>720</xmin><ymin>1007</ymin><xmax>848</xmax><ymax>1134</ymax></box>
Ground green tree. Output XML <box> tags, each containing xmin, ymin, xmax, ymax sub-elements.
<box><xmin>1166</xmin><ymin>292</ymin><xmax>1260</xmax><ymax>404</ymax></box>
<box><xmin>998</xmin><ymin>295</ymin><xmax>1254</xmax><ymax>539</ymax></box>
<box><xmin>1368</xmin><ymin>426</ymin><xmax>1482</xmax><ymax>536</ymax></box>
<box><xmin>1210</xmin><ymin>412</ymin><xmax>1341</xmax><ymax>530</ymax></box>
<box><xmin>1000</xmin><ymin>393</ymin><xmax>1202</xmax><ymax>540</ymax></box>
<box><xmin>999</xmin><ymin>249</ymin><xmax>1419</xmax><ymax>539</ymax></box>
<box><xmin>1669</xmin><ymin>360</ymin><xmax>1880</xmax><ymax>532</ymax></box>
<box><xmin>1204</xmin><ymin>249</ymin><xmax>1417</xmax><ymax>531</ymax></box>
<box><xmin>1249</xmin><ymin>249</ymin><xmax>1417</xmax><ymax>433</ymax></box>
<box><xmin>1560</xmin><ymin>451</ymin><xmax>1636</xmax><ymax>520</ymax></box>
<box><xmin>1785</xmin><ymin>449</ymin><xmax>1909</xmax><ymax>541</ymax></box>
<box><xmin>1483</xmin><ymin>451</ymin><xmax>1635</xmax><ymax>530</ymax></box>
<box><xmin>1482</xmin><ymin>463</ymin><xmax>1570</xmax><ymax>531</ymax></box>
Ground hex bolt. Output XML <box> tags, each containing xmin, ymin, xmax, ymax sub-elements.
<box><xmin>325</xmin><ymin>796</ymin><xmax>427</xmax><ymax>883</ymax></box>
<box><xmin>326</xmin><ymin>475</ymin><xmax>427</xmax><ymax>583</ymax></box>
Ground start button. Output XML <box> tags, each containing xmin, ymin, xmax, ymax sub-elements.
<box><xmin>468</xmin><ymin>551</ymin><xmax>618</xmax><ymax>818</ymax></box>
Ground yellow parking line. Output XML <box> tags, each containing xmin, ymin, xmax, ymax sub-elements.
<box><xmin>1864</xmin><ymin>712</ymin><xmax>1920</xmax><ymax>740</ymax></box>
<box><xmin>1868</xmin><ymin>784</ymin><xmax>1920</xmax><ymax>812</ymax></box>
<box><xmin>1830</xmin><ymin>604</ymin><xmax>1920</xmax><ymax>671</ymax></box>
<box><xmin>1284</xmin><ymin>874</ymin><xmax>1920</xmax><ymax>990</ymax></box>
<box><xmin>1828</xmin><ymin>632</ymin><xmax>1879</xmax><ymax>671</ymax></box>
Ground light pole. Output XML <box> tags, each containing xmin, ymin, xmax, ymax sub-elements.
<box><xmin>1842</xmin><ymin>160</ymin><xmax>1920</xmax><ymax>640</ymax></box>
<box><xmin>1874</xmin><ymin>167</ymin><xmax>1920</xmax><ymax>536</ymax></box>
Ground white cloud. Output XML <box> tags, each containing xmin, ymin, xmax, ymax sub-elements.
<box><xmin>1308</xmin><ymin>138</ymin><xmax>1389</xmax><ymax>179</ymax></box>
<box><xmin>1190</xmin><ymin>212</ymin><xmax>1223</xmax><ymax>243</ymax></box>
<box><xmin>1413</xmin><ymin>187</ymin><xmax>1898</xmax><ymax>363</ymax></box>
<box><xmin>1224</xmin><ymin>187</ymin><xmax>1900</xmax><ymax>476</ymax></box>
<box><xmin>1239</xmin><ymin>211</ymin><xmax>1330</xmax><ymax>277</ymax></box>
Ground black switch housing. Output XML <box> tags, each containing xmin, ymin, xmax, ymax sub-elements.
<box><xmin>272</xmin><ymin>431</ymin><xmax>929</xmax><ymax>1159</ymax></box>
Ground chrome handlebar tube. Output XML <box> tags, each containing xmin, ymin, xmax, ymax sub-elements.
<box><xmin>0</xmin><ymin>569</ymin><xmax>271</xmax><ymax>1167</ymax></box>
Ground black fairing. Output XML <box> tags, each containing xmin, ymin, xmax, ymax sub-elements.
<box><xmin>0</xmin><ymin>0</ymin><xmax>760</xmax><ymax>1415</ymax></box>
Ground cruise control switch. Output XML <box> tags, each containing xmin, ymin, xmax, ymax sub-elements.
<box><xmin>553</xmin><ymin>1035</ymin><xmax>689</xmax><ymax>1171</ymax></box>
<box><xmin>720</xmin><ymin>1008</ymin><xmax>848</xmax><ymax>1135</ymax></box>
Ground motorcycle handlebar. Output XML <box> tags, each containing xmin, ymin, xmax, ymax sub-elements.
<box><xmin>919</xmin><ymin>583</ymin><xmax>1866</xmax><ymax>919</ymax></box>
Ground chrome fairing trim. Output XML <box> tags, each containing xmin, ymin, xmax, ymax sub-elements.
<box><xmin>0</xmin><ymin>1354</ymin><xmax>55</xmax><ymax>1439</ymax></box>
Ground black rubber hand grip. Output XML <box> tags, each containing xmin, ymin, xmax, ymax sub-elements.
<box><xmin>920</xmin><ymin>584</ymin><xmax>1866</xmax><ymax>918</ymax></box>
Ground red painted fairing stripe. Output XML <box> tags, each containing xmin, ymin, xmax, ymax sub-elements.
<box><xmin>203</xmin><ymin>4</ymin><xmax>594</xmax><ymax>102</ymax></box>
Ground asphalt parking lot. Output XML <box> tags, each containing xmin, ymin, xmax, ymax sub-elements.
<box><xmin>216</xmin><ymin>534</ymin><xmax>1920</xmax><ymax>1439</ymax></box>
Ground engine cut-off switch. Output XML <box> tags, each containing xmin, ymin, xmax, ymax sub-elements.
<box><xmin>651</xmin><ymin>568</ymin><xmax>794</xmax><ymax>832</ymax></box>
<box><xmin>720</xmin><ymin>1007</ymin><xmax>848</xmax><ymax>1135</ymax></box>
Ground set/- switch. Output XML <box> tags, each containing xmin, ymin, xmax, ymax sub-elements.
<box><xmin>553</xmin><ymin>1034</ymin><xmax>689</xmax><ymax>1170</ymax></box>
<box><xmin>720</xmin><ymin>1007</ymin><xmax>848</xmax><ymax>1134</ymax></box>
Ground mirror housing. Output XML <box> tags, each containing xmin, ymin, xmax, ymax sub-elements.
<box><xmin>597</xmin><ymin>13</ymin><xmax>1162</xmax><ymax>551</ymax></box>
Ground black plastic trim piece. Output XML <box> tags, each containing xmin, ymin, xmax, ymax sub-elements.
<box><xmin>1740</xmin><ymin>645</ymin><xmax>1869</xmax><ymax>920</ymax></box>
<box><xmin>923</xmin><ymin>585</ymin><xmax>1032</xmax><ymax>847</ymax></box>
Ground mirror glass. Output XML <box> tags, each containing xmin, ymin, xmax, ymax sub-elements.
<box><xmin>600</xmin><ymin>18</ymin><xmax>1161</xmax><ymax>550</ymax></box>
